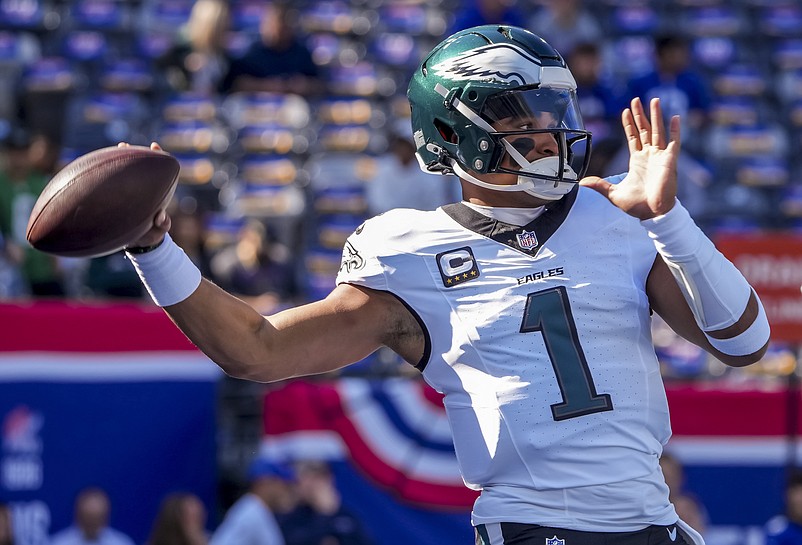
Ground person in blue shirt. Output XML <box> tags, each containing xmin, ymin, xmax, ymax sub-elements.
<box><xmin>219</xmin><ymin>3</ymin><xmax>324</xmax><ymax>96</ymax></box>
<box><xmin>765</xmin><ymin>472</ymin><xmax>802</xmax><ymax>545</ymax></box>
<box><xmin>626</xmin><ymin>35</ymin><xmax>711</xmax><ymax>156</ymax></box>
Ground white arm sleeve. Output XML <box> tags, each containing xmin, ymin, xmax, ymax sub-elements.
<box><xmin>641</xmin><ymin>201</ymin><xmax>770</xmax><ymax>356</ymax></box>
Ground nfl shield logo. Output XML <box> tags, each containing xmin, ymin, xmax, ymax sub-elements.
<box><xmin>516</xmin><ymin>230</ymin><xmax>539</xmax><ymax>251</ymax></box>
<box><xmin>545</xmin><ymin>536</ymin><xmax>565</xmax><ymax>545</ymax></box>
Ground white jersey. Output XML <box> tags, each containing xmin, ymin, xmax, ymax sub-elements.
<box><xmin>336</xmin><ymin>186</ymin><xmax>677</xmax><ymax>531</ymax></box>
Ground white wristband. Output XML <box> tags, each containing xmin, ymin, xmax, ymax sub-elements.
<box><xmin>126</xmin><ymin>233</ymin><xmax>202</xmax><ymax>307</ymax></box>
<box><xmin>704</xmin><ymin>296</ymin><xmax>770</xmax><ymax>356</ymax></box>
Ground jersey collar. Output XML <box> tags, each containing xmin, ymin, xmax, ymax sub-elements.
<box><xmin>441</xmin><ymin>185</ymin><xmax>578</xmax><ymax>256</ymax></box>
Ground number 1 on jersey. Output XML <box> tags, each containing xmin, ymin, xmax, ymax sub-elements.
<box><xmin>520</xmin><ymin>286</ymin><xmax>613</xmax><ymax>421</ymax></box>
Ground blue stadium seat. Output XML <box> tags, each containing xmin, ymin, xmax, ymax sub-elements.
<box><xmin>64</xmin><ymin>0</ymin><xmax>130</xmax><ymax>32</ymax></box>
<box><xmin>315</xmin><ymin>213</ymin><xmax>365</xmax><ymax>250</ymax></box>
<box><xmin>136</xmin><ymin>0</ymin><xmax>193</xmax><ymax>36</ymax></box>
<box><xmin>710</xmin><ymin>63</ymin><xmax>769</xmax><ymax>97</ymax></box>
<box><xmin>370</xmin><ymin>32</ymin><xmax>424</xmax><ymax>69</ymax></box>
<box><xmin>61</xmin><ymin>91</ymin><xmax>151</xmax><ymax>151</ymax></box>
<box><xmin>779</xmin><ymin>183</ymin><xmax>802</xmax><ymax>219</ymax></box>
<box><xmin>156</xmin><ymin>120</ymin><xmax>228</xmax><ymax>156</ymax></box>
<box><xmin>304</xmin><ymin>152</ymin><xmax>377</xmax><ymax>191</ymax></box>
<box><xmin>0</xmin><ymin>0</ymin><xmax>54</xmax><ymax>30</ymax></box>
<box><xmin>302</xmin><ymin>247</ymin><xmax>342</xmax><ymax>302</ymax></box>
<box><xmin>21</xmin><ymin>56</ymin><xmax>81</xmax><ymax>93</ymax></box>
<box><xmin>607</xmin><ymin>5</ymin><xmax>661</xmax><ymax>36</ymax></box>
<box><xmin>313</xmin><ymin>185</ymin><xmax>368</xmax><ymax>216</ymax></box>
<box><xmin>709</xmin><ymin>96</ymin><xmax>763</xmax><ymax>127</ymax></box>
<box><xmin>327</xmin><ymin>60</ymin><xmax>385</xmax><ymax>96</ymax></box>
<box><xmin>237</xmin><ymin>155</ymin><xmax>299</xmax><ymax>187</ymax></box>
<box><xmin>757</xmin><ymin>5</ymin><xmax>802</xmax><ymax>38</ymax></box>
<box><xmin>776</xmin><ymin>68</ymin><xmax>802</xmax><ymax>104</ymax></box>
<box><xmin>769</xmin><ymin>39</ymin><xmax>802</xmax><ymax>71</ymax></box>
<box><xmin>306</xmin><ymin>32</ymin><xmax>362</xmax><ymax>67</ymax></box>
<box><xmin>300</xmin><ymin>1</ymin><xmax>363</xmax><ymax>35</ymax></box>
<box><xmin>161</xmin><ymin>93</ymin><xmax>221</xmax><ymax>123</ymax></box>
<box><xmin>375</xmin><ymin>2</ymin><xmax>428</xmax><ymax>34</ymax></box>
<box><xmin>221</xmin><ymin>92</ymin><xmax>312</xmax><ymax>130</ymax></box>
<box><xmin>97</xmin><ymin>58</ymin><xmax>154</xmax><ymax>93</ymax></box>
<box><xmin>231</xmin><ymin>183</ymin><xmax>307</xmax><ymax>219</ymax></box>
<box><xmin>602</xmin><ymin>35</ymin><xmax>655</xmax><ymax>80</ymax></box>
<box><xmin>171</xmin><ymin>151</ymin><xmax>218</xmax><ymax>186</ymax></box>
<box><xmin>203</xmin><ymin>214</ymin><xmax>246</xmax><ymax>253</ymax></box>
<box><xmin>230</xmin><ymin>0</ymin><xmax>264</xmax><ymax>33</ymax></box>
<box><xmin>60</xmin><ymin>30</ymin><xmax>110</xmax><ymax>63</ymax></box>
<box><xmin>734</xmin><ymin>156</ymin><xmax>790</xmax><ymax>187</ymax></box>
<box><xmin>706</xmin><ymin>122</ymin><xmax>789</xmax><ymax>160</ymax></box>
<box><xmin>690</xmin><ymin>36</ymin><xmax>740</xmax><ymax>71</ymax></box>
<box><xmin>317</xmin><ymin>96</ymin><xmax>379</xmax><ymax>126</ymax></box>
<box><xmin>678</xmin><ymin>6</ymin><xmax>749</xmax><ymax>38</ymax></box>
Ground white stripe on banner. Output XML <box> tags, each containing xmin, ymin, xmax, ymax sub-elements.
<box><xmin>382</xmin><ymin>379</ymin><xmax>454</xmax><ymax>442</ymax></box>
<box><xmin>667</xmin><ymin>437</ymin><xmax>800</xmax><ymax>466</ymax></box>
<box><xmin>260</xmin><ymin>431</ymin><xmax>346</xmax><ymax>461</ymax></box>
<box><xmin>0</xmin><ymin>352</ymin><xmax>221</xmax><ymax>382</ymax></box>
<box><xmin>338</xmin><ymin>380</ymin><xmax>465</xmax><ymax>484</ymax></box>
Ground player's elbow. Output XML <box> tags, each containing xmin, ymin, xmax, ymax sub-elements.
<box><xmin>211</xmin><ymin>320</ymin><xmax>294</xmax><ymax>383</ymax></box>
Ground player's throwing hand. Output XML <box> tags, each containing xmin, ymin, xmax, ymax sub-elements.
<box><xmin>580</xmin><ymin>97</ymin><xmax>681</xmax><ymax>220</ymax></box>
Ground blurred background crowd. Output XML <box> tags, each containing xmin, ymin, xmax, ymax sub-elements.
<box><xmin>1</xmin><ymin>0</ymin><xmax>802</xmax><ymax>542</ymax></box>
<box><xmin>0</xmin><ymin>0</ymin><xmax>801</xmax><ymax>381</ymax></box>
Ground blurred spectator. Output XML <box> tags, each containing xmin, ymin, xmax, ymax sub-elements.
<box><xmin>626</xmin><ymin>34</ymin><xmax>711</xmax><ymax>156</ymax></box>
<box><xmin>210</xmin><ymin>459</ymin><xmax>296</xmax><ymax>545</ymax></box>
<box><xmin>449</xmin><ymin>0</ymin><xmax>526</xmax><ymax>34</ymax></box>
<box><xmin>565</xmin><ymin>42</ymin><xmax>624</xmax><ymax>173</ymax></box>
<box><xmin>157</xmin><ymin>0</ymin><xmax>232</xmax><ymax>95</ymax></box>
<box><xmin>209</xmin><ymin>219</ymin><xmax>297</xmax><ymax>314</ymax></box>
<box><xmin>219</xmin><ymin>3</ymin><xmax>324</xmax><ymax>96</ymax></box>
<box><xmin>0</xmin><ymin>128</ymin><xmax>65</xmax><ymax>297</ymax></box>
<box><xmin>366</xmin><ymin>125</ymin><xmax>460</xmax><ymax>216</ymax></box>
<box><xmin>281</xmin><ymin>461</ymin><xmax>373</xmax><ymax>545</ymax></box>
<box><xmin>659</xmin><ymin>452</ymin><xmax>708</xmax><ymax>535</ymax></box>
<box><xmin>0</xmin><ymin>502</ymin><xmax>14</xmax><ymax>545</ymax></box>
<box><xmin>765</xmin><ymin>471</ymin><xmax>802</xmax><ymax>545</ymax></box>
<box><xmin>145</xmin><ymin>493</ymin><xmax>209</xmax><ymax>545</ymax></box>
<box><xmin>49</xmin><ymin>487</ymin><xmax>135</xmax><ymax>545</ymax></box>
<box><xmin>529</xmin><ymin>0</ymin><xmax>603</xmax><ymax>59</ymax></box>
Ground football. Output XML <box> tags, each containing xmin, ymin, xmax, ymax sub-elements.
<box><xmin>26</xmin><ymin>145</ymin><xmax>180</xmax><ymax>258</ymax></box>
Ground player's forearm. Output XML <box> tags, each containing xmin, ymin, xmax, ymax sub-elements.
<box><xmin>641</xmin><ymin>201</ymin><xmax>770</xmax><ymax>362</ymax></box>
<box><xmin>163</xmin><ymin>279</ymin><xmax>288</xmax><ymax>381</ymax></box>
<box><xmin>126</xmin><ymin>235</ymin><xmax>294</xmax><ymax>381</ymax></box>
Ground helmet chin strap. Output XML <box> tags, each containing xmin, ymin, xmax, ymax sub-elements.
<box><xmin>448</xmin><ymin>158</ymin><xmax>571</xmax><ymax>201</ymax></box>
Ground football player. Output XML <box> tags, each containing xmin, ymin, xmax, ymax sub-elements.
<box><xmin>126</xmin><ymin>26</ymin><xmax>769</xmax><ymax>545</ymax></box>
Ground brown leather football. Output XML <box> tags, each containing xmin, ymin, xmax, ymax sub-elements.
<box><xmin>26</xmin><ymin>145</ymin><xmax>180</xmax><ymax>257</ymax></box>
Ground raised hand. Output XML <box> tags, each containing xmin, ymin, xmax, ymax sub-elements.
<box><xmin>579</xmin><ymin>97</ymin><xmax>681</xmax><ymax>220</ymax></box>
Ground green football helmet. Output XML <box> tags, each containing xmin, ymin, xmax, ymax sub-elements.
<box><xmin>407</xmin><ymin>25</ymin><xmax>592</xmax><ymax>200</ymax></box>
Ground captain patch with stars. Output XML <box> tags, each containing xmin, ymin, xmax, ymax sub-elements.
<box><xmin>436</xmin><ymin>246</ymin><xmax>481</xmax><ymax>287</ymax></box>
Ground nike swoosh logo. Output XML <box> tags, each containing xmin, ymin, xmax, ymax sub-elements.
<box><xmin>668</xmin><ymin>527</ymin><xmax>677</xmax><ymax>541</ymax></box>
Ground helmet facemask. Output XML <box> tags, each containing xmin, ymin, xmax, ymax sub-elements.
<box><xmin>477</xmin><ymin>87</ymin><xmax>592</xmax><ymax>200</ymax></box>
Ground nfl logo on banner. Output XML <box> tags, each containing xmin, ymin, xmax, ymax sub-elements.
<box><xmin>516</xmin><ymin>230</ymin><xmax>538</xmax><ymax>251</ymax></box>
<box><xmin>546</xmin><ymin>536</ymin><xmax>565</xmax><ymax>545</ymax></box>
